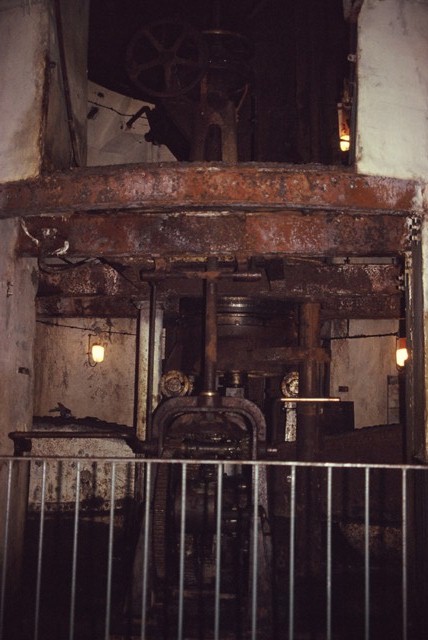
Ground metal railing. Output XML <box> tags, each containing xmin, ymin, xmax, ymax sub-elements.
<box><xmin>0</xmin><ymin>457</ymin><xmax>427</xmax><ymax>640</ymax></box>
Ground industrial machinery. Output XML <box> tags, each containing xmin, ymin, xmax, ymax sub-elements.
<box><xmin>130</xmin><ymin>259</ymin><xmax>276</xmax><ymax>638</ymax></box>
<box><xmin>121</xmin><ymin>9</ymin><xmax>344</xmax><ymax>635</ymax></box>
<box><xmin>125</xmin><ymin>13</ymin><xmax>254</xmax><ymax>161</ymax></box>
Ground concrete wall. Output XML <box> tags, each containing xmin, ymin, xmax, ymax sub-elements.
<box><xmin>0</xmin><ymin>1</ymin><xmax>49</xmax><ymax>181</ymax></box>
<box><xmin>42</xmin><ymin>0</ymin><xmax>89</xmax><ymax>169</ymax></box>
<box><xmin>31</xmin><ymin>318</ymin><xmax>138</xmax><ymax>507</ymax></box>
<box><xmin>0</xmin><ymin>218</ymin><xmax>38</xmax><ymax>589</ymax></box>
<box><xmin>0</xmin><ymin>220</ymin><xmax>38</xmax><ymax>452</ymax></box>
<box><xmin>357</xmin><ymin>0</ymin><xmax>428</xmax><ymax>180</ymax></box>
<box><xmin>0</xmin><ymin>0</ymin><xmax>89</xmax><ymax>181</ymax></box>
<box><xmin>330</xmin><ymin>319</ymin><xmax>398</xmax><ymax>428</ymax></box>
<box><xmin>355</xmin><ymin>0</ymin><xmax>428</xmax><ymax>445</ymax></box>
<box><xmin>34</xmin><ymin>317</ymin><xmax>137</xmax><ymax>426</ymax></box>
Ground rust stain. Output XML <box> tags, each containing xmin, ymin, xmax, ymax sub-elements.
<box><xmin>17</xmin><ymin>209</ymin><xmax>409</xmax><ymax>259</ymax></box>
<box><xmin>1</xmin><ymin>163</ymin><xmax>421</xmax><ymax>219</ymax></box>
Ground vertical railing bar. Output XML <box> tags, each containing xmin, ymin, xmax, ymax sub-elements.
<box><xmin>0</xmin><ymin>460</ymin><xmax>13</xmax><ymax>640</ymax></box>
<box><xmin>140</xmin><ymin>462</ymin><xmax>152</xmax><ymax>640</ymax></box>
<box><xmin>364</xmin><ymin>466</ymin><xmax>370</xmax><ymax>640</ymax></box>
<box><xmin>104</xmin><ymin>462</ymin><xmax>116</xmax><ymax>640</ymax></box>
<box><xmin>34</xmin><ymin>460</ymin><xmax>47</xmax><ymax>640</ymax></box>
<box><xmin>326</xmin><ymin>466</ymin><xmax>332</xmax><ymax>640</ymax></box>
<box><xmin>402</xmin><ymin>468</ymin><xmax>407</xmax><ymax>640</ymax></box>
<box><xmin>177</xmin><ymin>463</ymin><xmax>187</xmax><ymax>640</ymax></box>
<box><xmin>251</xmin><ymin>464</ymin><xmax>259</xmax><ymax>640</ymax></box>
<box><xmin>214</xmin><ymin>463</ymin><xmax>223</xmax><ymax>640</ymax></box>
<box><xmin>288</xmin><ymin>465</ymin><xmax>296</xmax><ymax>640</ymax></box>
<box><xmin>69</xmin><ymin>461</ymin><xmax>81</xmax><ymax>640</ymax></box>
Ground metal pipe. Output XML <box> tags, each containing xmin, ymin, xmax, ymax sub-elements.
<box><xmin>402</xmin><ymin>468</ymin><xmax>408</xmax><ymax>640</ymax></box>
<box><xmin>134</xmin><ymin>292</ymin><xmax>163</xmax><ymax>444</ymax></box>
<box><xmin>178</xmin><ymin>463</ymin><xmax>187</xmax><ymax>640</ymax></box>
<box><xmin>280</xmin><ymin>397</ymin><xmax>340</xmax><ymax>403</ymax></box>
<box><xmin>364</xmin><ymin>467</ymin><xmax>370</xmax><ymax>640</ymax></box>
<box><xmin>34</xmin><ymin>461</ymin><xmax>47</xmax><ymax>640</ymax></box>
<box><xmin>251</xmin><ymin>464</ymin><xmax>259</xmax><ymax>639</ymax></box>
<box><xmin>140</xmin><ymin>462</ymin><xmax>152</xmax><ymax>640</ymax></box>
<box><xmin>0</xmin><ymin>461</ymin><xmax>13</xmax><ymax>640</ymax></box>
<box><xmin>146</xmin><ymin>283</ymin><xmax>157</xmax><ymax>441</ymax></box>
<box><xmin>326</xmin><ymin>467</ymin><xmax>332</xmax><ymax>640</ymax></box>
<box><xmin>69</xmin><ymin>462</ymin><xmax>81</xmax><ymax>640</ymax></box>
<box><xmin>297</xmin><ymin>302</ymin><xmax>322</xmax><ymax>460</ymax></box>
<box><xmin>214</xmin><ymin>464</ymin><xmax>223</xmax><ymax>640</ymax></box>
<box><xmin>203</xmin><ymin>258</ymin><xmax>218</xmax><ymax>394</ymax></box>
<box><xmin>104</xmin><ymin>463</ymin><xmax>116</xmax><ymax>640</ymax></box>
<box><xmin>288</xmin><ymin>465</ymin><xmax>296</xmax><ymax>640</ymax></box>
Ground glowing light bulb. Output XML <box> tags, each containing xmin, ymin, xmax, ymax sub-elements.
<box><xmin>396</xmin><ymin>338</ymin><xmax>408</xmax><ymax>368</ymax></box>
<box><xmin>340</xmin><ymin>134</ymin><xmax>350</xmax><ymax>152</ymax></box>
<box><xmin>91</xmin><ymin>344</ymin><xmax>105</xmax><ymax>364</ymax></box>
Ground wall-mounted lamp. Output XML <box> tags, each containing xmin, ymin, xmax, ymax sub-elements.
<box><xmin>88</xmin><ymin>334</ymin><xmax>107</xmax><ymax>366</ymax></box>
<box><xmin>91</xmin><ymin>344</ymin><xmax>105</xmax><ymax>364</ymax></box>
<box><xmin>396</xmin><ymin>337</ymin><xmax>409</xmax><ymax>369</ymax></box>
<box><xmin>337</xmin><ymin>101</ymin><xmax>351</xmax><ymax>153</ymax></box>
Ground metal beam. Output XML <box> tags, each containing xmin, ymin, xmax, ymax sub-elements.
<box><xmin>36</xmin><ymin>296</ymin><xmax>139</xmax><ymax>318</ymax></box>
<box><xmin>37</xmin><ymin>261</ymin><xmax>401</xmax><ymax>298</ymax></box>
<box><xmin>18</xmin><ymin>210</ymin><xmax>409</xmax><ymax>258</ymax></box>
<box><xmin>1</xmin><ymin>163</ymin><xmax>420</xmax><ymax>218</ymax></box>
<box><xmin>37</xmin><ymin>262</ymin><xmax>139</xmax><ymax>297</ymax></box>
<box><xmin>35</xmin><ymin>294</ymin><xmax>401</xmax><ymax>319</ymax></box>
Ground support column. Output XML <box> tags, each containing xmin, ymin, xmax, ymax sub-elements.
<box><xmin>295</xmin><ymin>302</ymin><xmax>323</xmax><ymax>623</ymax></box>
<box><xmin>297</xmin><ymin>302</ymin><xmax>322</xmax><ymax>460</ymax></box>
<box><xmin>405</xmin><ymin>213</ymin><xmax>428</xmax><ymax>636</ymax></box>
<box><xmin>203</xmin><ymin>258</ymin><xmax>218</xmax><ymax>394</ymax></box>
<box><xmin>134</xmin><ymin>298</ymin><xmax>164</xmax><ymax>442</ymax></box>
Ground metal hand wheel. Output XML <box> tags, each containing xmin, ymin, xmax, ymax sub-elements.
<box><xmin>126</xmin><ymin>19</ymin><xmax>208</xmax><ymax>98</ymax></box>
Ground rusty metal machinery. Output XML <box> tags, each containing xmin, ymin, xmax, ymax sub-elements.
<box><xmin>126</xmin><ymin>19</ymin><xmax>208</xmax><ymax>98</ymax></box>
<box><xmin>125</xmin><ymin>13</ymin><xmax>254</xmax><ymax>161</ymax></box>
<box><xmin>131</xmin><ymin>260</ymin><xmax>274</xmax><ymax>638</ymax></box>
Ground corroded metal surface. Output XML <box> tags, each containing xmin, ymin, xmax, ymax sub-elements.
<box><xmin>12</xmin><ymin>163</ymin><xmax>409</xmax><ymax>323</ymax></box>
<box><xmin>17</xmin><ymin>210</ymin><xmax>409</xmax><ymax>258</ymax></box>
<box><xmin>36</xmin><ymin>295</ymin><xmax>140</xmax><ymax>318</ymax></box>
<box><xmin>35</xmin><ymin>294</ymin><xmax>401</xmax><ymax>320</ymax></box>
<box><xmin>37</xmin><ymin>261</ymin><xmax>401</xmax><ymax>298</ymax></box>
<box><xmin>37</xmin><ymin>262</ymin><xmax>139</xmax><ymax>296</ymax></box>
<box><xmin>1</xmin><ymin>163</ymin><xmax>421</xmax><ymax>218</ymax></box>
<box><xmin>321</xmin><ymin>295</ymin><xmax>401</xmax><ymax>319</ymax></box>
